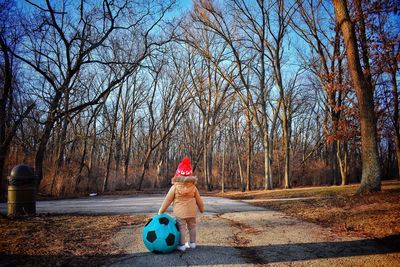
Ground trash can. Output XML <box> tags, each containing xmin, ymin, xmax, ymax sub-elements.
<box><xmin>7</xmin><ymin>164</ymin><xmax>37</xmax><ymax>217</ymax></box>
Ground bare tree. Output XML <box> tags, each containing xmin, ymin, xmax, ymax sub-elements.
<box><xmin>184</xmin><ymin>40</ymin><xmax>233</xmax><ymax>191</ymax></box>
<box><xmin>120</xmin><ymin>73</ymin><xmax>147</xmax><ymax>186</ymax></box>
<box><xmin>292</xmin><ymin>0</ymin><xmax>353</xmax><ymax>185</ymax></box>
<box><xmin>3</xmin><ymin>0</ymin><xmax>396</xmax><ymax>195</ymax></box>
<box><xmin>13</xmin><ymin>0</ymin><xmax>176</xmax><ymax>190</ymax></box>
<box><xmin>0</xmin><ymin>0</ymin><xmax>35</xmax><ymax>198</ymax></box>
<box><xmin>136</xmin><ymin>52</ymin><xmax>191</xmax><ymax>190</ymax></box>
<box><xmin>188</xmin><ymin>0</ymin><xmax>297</xmax><ymax>189</ymax></box>
<box><xmin>370</xmin><ymin>3</ymin><xmax>400</xmax><ymax>180</ymax></box>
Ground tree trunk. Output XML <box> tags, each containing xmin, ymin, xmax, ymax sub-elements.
<box><xmin>233</xmin><ymin>126</ymin><xmax>245</xmax><ymax>192</ymax></box>
<box><xmin>0</xmin><ymin>34</ymin><xmax>12</xmax><ymax>200</ymax></box>
<box><xmin>395</xmin><ymin>127</ymin><xmax>400</xmax><ymax>181</ymax></box>
<box><xmin>266</xmin><ymin>99</ymin><xmax>281</xmax><ymax>190</ymax></box>
<box><xmin>88</xmin><ymin>118</ymin><xmax>96</xmax><ymax>177</ymax></box>
<box><xmin>114</xmin><ymin>138</ymin><xmax>122</xmax><ymax>189</ymax></box>
<box><xmin>203</xmin><ymin>123</ymin><xmax>211</xmax><ymax>191</ymax></box>
<box><xmin>56</xmin><ymin>91</ymin><xmax>70</xmax><ymax>168</ymax></box>
<box><xmin>221</xmin><ymin>139</ymin><xmax>225</xmax><ymax>193</ymax></box>
<box><xmin>52</xmin><ymin>89</ymin><xmax>71</xmax><ymax>195</ymax></box>
<box><xmin>208</xmin><ymin>127</ymin><xmax>214</xmax><ymax>190</ymax></box>
<box><xmin>332</xmin><ymin>141</ymin><xmax>339</xmax><ymax>185</ymax></box>
<box><xmin>333</xmin><ymin>0</ymin><xmax>381</xmax><ymax>193</ymax></box>
<box><xmin>391</xmin><ymin>71</ymin><xmax>400</xmax><ymax>180</ymax></box>
<box><xmin>263</xmin><ymin>129</ymin><xmax>272</xmax><ymax>190</ymax></box>
<box><xmin>284</xmin><ymin>135</ymin><xmax>290</xmax><ymax>188</ymax></box>
<box><xmin>0</xmin><ymin>148</ymin><xmax>6</xmax><ymax>201</ymax></box>
<box><xmin>35</xmin><ymin>86</ymin><xmax>63</xmax><ymax>190</ymax></box>
<box><xmin>124</xmin><ymin>111</ymin><xmax>135</xmax><ymax>186</ymax></box>
<box><xmin>246</xmin><ymin>113</ymin><xmax>252</xmax><ymax>191</ymax></box>
<box><xmin>155</xmin><ymin>136</ymin><xmax>168</xmax><ymax>188</ymax></box>
<box><xmin>274</xmin><ymin>59</ymin><xmax>290</xmax><ymax>188</ymax></box>
<box><xmin>282</xmin><ymin>107</ymin><xmax>291</xmax><ymax>189</ymax></box>
<box><xmin>115</xmin><ymin>109</ymin><xmax>125</xmax><ymax>189</ymax></box>
<box><xmin>156</xmin><ymin>158</ymin><xmax>163</xmax><ymax>188</ymax></box>
<box><xmin>237</xmin><ymin>152</ymin><xmax>245</xmax><ymax>192</ymax></box>
<box><xmin>103</xmin><ymin>85</ymin><xmax>123</xmax><ymax>192</ymax></box>
<box><xmin>75</xmin><ymin>121</ymin><xmax>91</xmax><ymax>192</ymax></box>
<box><xmin>354</xmin><ymin>0</ymin><xmax>373</xmax><ymax>88</ymax></box>
<box><xmin>338</xmin><ymin>140</ymin><xmax>348</xmax><ymax>185</ymax></box>
<box><xmin>137</xmin><ymin>149</ymin><xmax>151</xmax><ymax>191</ymax></box>
<box><xmin>103</xmin><ymin>132</ymin><xmax>114</xmax><ymax>192</ymax></box>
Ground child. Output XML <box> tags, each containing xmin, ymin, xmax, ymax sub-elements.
<box><xmin>158</xmin><ymin>157</ymin><xmax>204</xmax><ymax>252</ymax></box>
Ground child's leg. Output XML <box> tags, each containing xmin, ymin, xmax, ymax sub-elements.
<box><xmin>187</xmin><ymin>217</ymin><xmax>197</xmax><ymax>243</ymax></box>
<box><xmin>176</xmin><ymin>218</ymin><xmax>187</xmax><ymax>245</ymax></box>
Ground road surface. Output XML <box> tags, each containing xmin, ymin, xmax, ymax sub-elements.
<box><xmin>0</xmin><ymin>195</ymin><xmax>265</xmax><ymax>214</ymax></box>
<box><xmin>1</xmin><ymin>195</ymin><xmax>399</xmax><ymax>266</ymax></box>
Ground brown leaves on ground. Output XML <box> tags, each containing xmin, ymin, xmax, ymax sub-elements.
<box><xmin>0</xmin><ymin>214</ymin><xmax>148</xmax><ymax>266</ymax></box>
<box><xmin>217</xmin><ymin>181</ymin><xmax>400</xmax><ymax>239</ymax></box>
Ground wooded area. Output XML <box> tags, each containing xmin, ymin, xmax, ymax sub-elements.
<box><xmin>0</xmin><ymin>0</ymin><xmax>399</xmax><ymax>197</ymax></box>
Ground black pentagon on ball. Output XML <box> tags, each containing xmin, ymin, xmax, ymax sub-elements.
<box><xmin>145</xmin><ymin>218</ymin><xmax>153</xmax><ymax>227</ymax></box>
<box><xmin>146</xmin><ymin>230</ymin><xmax>157</xmax><ymax>243</ymax></box>
<box><xmin>159</xmin><ymin>217</ymin><xmax>170</xmax><ymax>225</ymax></box>
<box><xmin>165</xmin><ymin>233</ymin><xmax>175</xmax><ymax>246</ymax></box>
<box><xmin>153</xmin><ymin>250</ymin><xmax>163</xmax><ymax>254</ymax></box>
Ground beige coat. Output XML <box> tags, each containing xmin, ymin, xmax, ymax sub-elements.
<box><xmin>159</xmin><ymin>176</ymin><xmax>204</xmax><ymax>218</ymax></box>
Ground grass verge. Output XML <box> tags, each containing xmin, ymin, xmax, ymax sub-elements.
<box><xmin>0</xmin><ymin>214</ymin><xmax>148</xmax><ymax>266</ymax></box>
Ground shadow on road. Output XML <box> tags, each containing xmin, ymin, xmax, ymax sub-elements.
<box><xmin>232</xmin><ymin>235</ymin><xmax>400</xmax><ymax>264</ymax></box>
<box><xmin>2</xmin><ymin>235</ymin><xmax>399</xmax><ymax>266</ymax></box>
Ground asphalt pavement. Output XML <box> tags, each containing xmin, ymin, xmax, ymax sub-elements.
<box><xmin>0</xmin><ymin>195</ymin><xmax>265</xmax><ymax>215</ymax></box>
<box><xmin>1</xmin><ymin>195</ymin><xmax>399</xmax><ymax>266</ymax></box>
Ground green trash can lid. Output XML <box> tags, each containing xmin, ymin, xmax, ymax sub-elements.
<box><xmin>10</xmin><ymin>164</ymin><xmax>35</xmax><ymax>179</ymax></box>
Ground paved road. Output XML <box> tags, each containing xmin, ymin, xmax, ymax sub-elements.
<box><xmin>1</xmin><ymin>195</ymin><xmax>399</xmax><ymax>266</ymax></box>
<box><xmin>108</xmin><ymin>206</ymin><xmax>400</xmax><ymax>267</ymax></box>
<box><xmin>0</xmin><ymin>195</ymin><xmax>265</xmax><ymax>215</ymax></box>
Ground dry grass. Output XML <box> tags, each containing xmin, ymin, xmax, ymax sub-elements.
<box><xmin>0</xmin><ymin>214</ymin><xmax>148</xmax><ymax>266</ymax></box>
<box><xmin>216</xmin><ymin>181</ymin><xmax>400</xmax><ymax>239</ymax></box>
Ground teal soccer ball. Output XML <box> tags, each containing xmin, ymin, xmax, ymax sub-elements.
<box><xmin>142</xmin><ymin>214</ymin><xmax>181</xmax><ymax>253</ymax></box>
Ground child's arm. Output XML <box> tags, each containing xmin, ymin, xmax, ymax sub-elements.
<box><xmin>158</xmin><ymin>186</ymin><xmax>175</xmax><ymax>214</ymax></box>
<box><xmin>194</xmin><ymin>188</ymin><xmax>204</xmax><ymax>213</ymax></box>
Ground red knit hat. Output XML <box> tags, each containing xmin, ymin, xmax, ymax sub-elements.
<box><xmin>175</xmin><ymin>157</ymin><xmax>193</xmax><ymax>176</ymax></box>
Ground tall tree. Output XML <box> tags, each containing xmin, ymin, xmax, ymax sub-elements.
<box><xmin>332</xmin><ymin>0</ymin><xmax>381</xmax><ymax>193</ymax></box>
<box><xmin>185</xmin><ymin>41</ymin><xmax>232</xmax><ymax>191</ymax></box>
<box><xmin>13</xmin><ymin>0</ymin><xmax>175</xmax><ymax>189</ymax></box>
<box><xmin>188</xmin><ymin>0</ymin><xmax>291</xmax><ymax>190</ymax></box>
<box><xmin>293</xmin><ymin>0</ymin><xmax>351</xmax><ymax>185</ymax></box>
<box><xmin>369</xmin><ymin>1</ymin><xmax>400</xmax><ymax>180</ymax></box>
<box><xmin>0</xmin><ymin>0</ymin><xmax>34</xmax><ymax>198</ymax></box>
<box><xmin>136</xmin><ymin>53</ymin><xmax>190</xmax><ymax>190</ymax></box>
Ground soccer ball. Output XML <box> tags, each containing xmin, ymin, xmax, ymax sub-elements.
<box><xmin>142</xmin><ymin>214</ymin><xmax>181</xmax><ymax>254</ymax></box>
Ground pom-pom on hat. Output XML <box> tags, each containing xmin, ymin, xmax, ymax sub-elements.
<box><xmin>175</xmin><ymin>157</ymin><xmax>193</xmax><ymax>176</ymax></box>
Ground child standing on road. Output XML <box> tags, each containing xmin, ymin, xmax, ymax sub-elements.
<box><xmin>158</xmin><ymin>157</ymin><xmax>204</xmax><ymax>252</ymax></box>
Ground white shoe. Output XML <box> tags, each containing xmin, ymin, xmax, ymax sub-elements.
<box><xmin>185</xmin><ymin>242</ymin><xmax>196</xmax><ymax>249</ymax></box>
<box><xmin>176</xmin><ymin>244</ymin><xmax>186</xmax><ymax>252</ymax></box>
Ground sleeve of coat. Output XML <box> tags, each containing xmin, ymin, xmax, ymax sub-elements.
<box><xmin>194</xmin><ymin>188</ymin><xmax>204</xmax><ymax>213</ymax></box>
<box><xmin>158</xmin><ymin>186</ymin><xmax>175</xmax><ymax>214</ymax></box>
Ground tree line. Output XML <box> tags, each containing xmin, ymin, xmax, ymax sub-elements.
<box><xmin>1</xmin><ymin>0</ymin><xmax>399</xmax><ymax>197</ymax></box>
